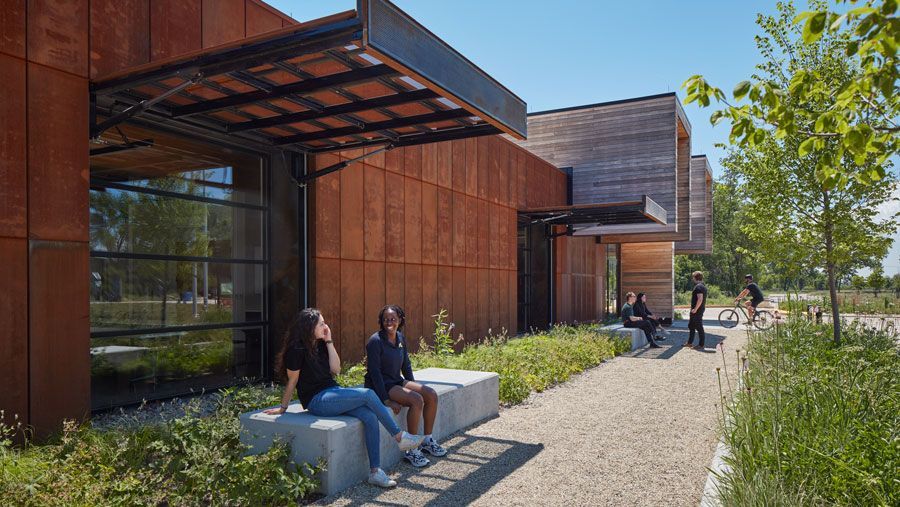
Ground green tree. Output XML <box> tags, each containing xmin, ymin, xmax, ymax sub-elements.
<box><xmin>867</xmin><ymin>265</ymin><xmax>887</xmax><ymax>294</ymax></box>
<box><xmin>695</xmin><ymin>1</ymin><xmax>898</xmax><ymax>344</ymax></box>
<box><xmin>851</xmin><ymin>273</ymin><xmax>868</xmax><ymax>293</ymax></box>
<box><xmin>891</xmin><ymin>272</ymin><xmax>900</xmax><ymax>294</ymax></box>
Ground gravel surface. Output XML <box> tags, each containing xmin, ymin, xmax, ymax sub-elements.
<box><xmin>318</xmin><ymin>322</ymin><xmax>749</xmax><ymax>507</ymax></box>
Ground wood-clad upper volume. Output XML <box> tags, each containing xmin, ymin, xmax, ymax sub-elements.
<box><xmin>675</xmin><ymin>155</ymin><xmax>714</xmax><ymax>254</ymax></box>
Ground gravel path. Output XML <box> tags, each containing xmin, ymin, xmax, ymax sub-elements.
<box><xmin>318</xmin><ymin>322</ymin><xmax>749</xmax><ymax>507</ymax></box>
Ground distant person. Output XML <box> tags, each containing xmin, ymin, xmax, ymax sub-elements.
<box><xmin>265</xmin><ymin>308</ymin><xmax>424</xmax><ymax>488</ymax></box>
<box><xmin>633</xmin><ymin>292</ymin><xmax>667</xmax><ymax>340</ymax></box>
<box><xmin>734</xmin><ymin>274</ymin><xmax>765</xmax><ymax>323</ymax></box>
<box><xmin>365</xmin><ymin>305</ymin><xmax>447</xmax><ymax>468</ymax></box>
<box><xmin>684</xmin><ymin>271</ymin><xmax>708</xmax><ymax>350</ymax></box>
<box><xmin>622</xmin><ymin>292</ymin><xmax>661</xmax><ymax>348</ymax></box>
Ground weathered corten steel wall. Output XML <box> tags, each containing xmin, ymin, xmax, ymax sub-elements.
<box><xmin>310</xmin><ymin>137</ymin><xmax>569</xmax><ymax>364</ymax></box>
<box><xmin>0</xmin><ymin>0</ymin><xmax>296</xmax><ymax>435</ymax></box>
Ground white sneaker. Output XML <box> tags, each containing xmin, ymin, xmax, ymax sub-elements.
<box><xmin>368</xmin><ymin>468</ymin><xmax>397</xmax><ymax>488</ymax></box>
<box><xmin>397</xmin><ymin>431</ymin><xmax>425</xmax><ymax>451</ymax></box>
<box><xmin>404</xmin><ymin>448</ymin><xmax>430</xmax><ymax>467</ymax></box>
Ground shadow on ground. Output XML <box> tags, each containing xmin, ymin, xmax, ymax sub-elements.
<box><xmin>317</xmin><ymin>431</ymin><xmax>543</xmax><ymax>506</ymax></box>
<box><xmin>623</xmin><ymin>326</ymin><xmax>733</xmax><ymax>359</ymax></box>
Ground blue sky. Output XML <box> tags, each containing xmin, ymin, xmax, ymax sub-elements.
<box><xmin>268</xmin><ymin>1</ymin><xmax>899</xmax><ymax>275</ymax></box>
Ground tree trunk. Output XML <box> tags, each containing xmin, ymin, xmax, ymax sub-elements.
<box><xmin>823</xmin><ymin>191</ymin><xmax>841</xmax><ymax>346</ymax></box>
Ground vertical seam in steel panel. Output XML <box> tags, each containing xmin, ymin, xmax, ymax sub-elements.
<box><xmin>25</xmin><ymin>0</ymin><xmax>31</xmax><ymax>428</ymax></box>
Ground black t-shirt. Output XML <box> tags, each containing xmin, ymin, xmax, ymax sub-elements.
<box><xmin>691</xmin><ymin>282</ymin><xmax>708</xmax><ymax>315</ymax></box>
<box><xmin>745</xmin><ymin>282</ymin><xmax>764</xmax><ymax>302</ymax></box>
<box><xmin>285</xmin><ymin>340</ymin><xmax>338</xmax><ymax>408</ymax></box>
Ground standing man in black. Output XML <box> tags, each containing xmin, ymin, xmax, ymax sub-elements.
<box><xmin>684</xmin><ymin>271</ymin><xmax>708</xmax><ymax>350</ymax></box>
<box><xmin>734</xmin><ymin>274</ymin><xmax>765</xmax><ymax>323</ymax></box>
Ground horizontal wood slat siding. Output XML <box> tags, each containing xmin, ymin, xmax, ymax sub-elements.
<box><xmin>675</xmin><ymin>156</ymin><xmax>713</xmax><ymax>254</ymax></box>
<box><xmin>555</xmin><ymin>236</ymin><xmax>605</xmax><ymax>324</ymax></box>
<box><xmin>620</xmin><ymin>242</ymin><xmax>674</xmax><ymax>318</ymax></box>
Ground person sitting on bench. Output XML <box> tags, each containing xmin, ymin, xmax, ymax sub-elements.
<box><xmin>633</xmin><ymin>292</ymin><xmax>667</xmax><ymax>340</ymax></box>
<box><xmin>622</xmin><ymin>292</ymin><xmax>661</xmax><ymax>348</ymax></box>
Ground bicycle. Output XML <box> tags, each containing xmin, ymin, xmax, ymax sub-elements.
<box><xmin>718</xmin><ymin>301</ymin><xmax>775</xmax><ymax>330</ymax></box>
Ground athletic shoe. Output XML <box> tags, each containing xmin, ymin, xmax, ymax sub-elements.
<box><xmin>398</xmin><ymin>431</ymin><xmax>425</xmax><ymax>451</ymax></box>
<box><xmin>368</xmin><ymin>468</ymin><xmax>397</xmax><ymax>488</ymax></box>
<box><xmin>693</xmin><ymin>345</ymin><xmax>706</xmax><ymax>351</ymax></box>
<box><xmin>420</xmin><ymin>439</ymin><xmax>448</xmax><ymax>457</ymax></box>
<box><xmin>404</xmin><ymin>448</ymin><xmax>430</xmax><ymax>467</ymax></box>
<box><xmin>649</xmin><ymin>343</ymin><xmax>662</xmax><ymax>348</ymax></box>
<box><xmin>655</xmin><ymin>334</ymin><xmax>667</xmax><ymax>341</ymax></box>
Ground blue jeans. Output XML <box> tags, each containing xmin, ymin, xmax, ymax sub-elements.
<box><xmin>307</xmin><ymin>387</ymin><xmax>401</xmax><ymax>468</ymax></box>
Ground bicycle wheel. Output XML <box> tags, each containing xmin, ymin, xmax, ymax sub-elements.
<box><xmin>718</xmin><ymin>309</ymin><xmax>739</xmax><ymax>328</ymax></box>
<box><xmin>753</xmin><ymin>310</ymin><xmax>774</xmax><ymax>330</ymax></box>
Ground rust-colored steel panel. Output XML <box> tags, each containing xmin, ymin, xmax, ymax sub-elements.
<box><xmin>314</xmin><ymin>257</ymin><xmax>342</xmax><ymax>356</ymax></box>
<box><xmin>340</xmin><ymin>260</ymin><xmax>365</xmax><ymax>364</ymax></box>
<box><xmin>384</xmin><ymin>171</ymin><xmax>404</xmax><ymax>262</ymax></box>
<box><xmin>498</xmin><ymin>141</ymin><xmax>510</xmax><ymax>207</ymax></box>
<box><xmin>28</xmin><ymin>0</ymin><xmax>89</xmax><ymax>76</ymax></box>
<box><xmin>364</xmin><ymin>146</ymin><xmax>385</xmax><ymax>170</ymax></box>
<box><xmin>0</xmin><ymin>238</ymin><xmax>28</xmax><ymax>427</ymax></box>
<box><xmin>420</xmin><ymin>182</ymin><xmax>437</xmax><ymax>265</ymax></box>
<box><xmin>517</xmin><ymin>150</ymin><xmax>527</xmax><ymax>210</ymax></box>
<box><xmin>437</xmin><ymin>265</ymin><xmax>452</xmax><ymax>332</ymax></box>
<box><xmin>403</xmin><ymin>177</ymin><xmax>422</xmax><ymax>263</ymax></box>
<box><xmin>385</xmin><ymin>147</ymin><xmax>402</xmax><ymax>174</ymax></box>
<box><xmin>508</xmin><ymin>270</ymin><xmax>517</xmax><ymax>334</ymax></box>
<box><xmin>420</xmin><ymin>264</ymin><xmax>437</xmax><ymax>346</ymax></box>
<box><xmin>246</xmin><ymin>0</ymin><xmax>282</xmax><ymax>36</ymax></box>
<box><xmin>403</xmin><ymin>144</ymin><xmax>421</xmax><ymax>180</ymax></box>
<box><xmin>465</xmin><ymin>268</ymin><xmax>478</xmax><ymax>341</ymax></box>
<box><xmin>476</xmin><ymin>268</ymin><xmax>489</xmax><ymax>340</ymax></box>
<box><xmin>498</xmin><ymin>268</ymin><xmax>509</xmax><ymax>334</ymax></box>
<box><xmin>90</xmin><ymin>0</ymin><xmax>150</xmax><ymax>79</ymax></box>
<box><xmin>451</xmin><ymin>192</ymin><xmax>465</xmax><ymax>267</ymax></box>
<box><xmin>364</xmin><ymin>261</ymin><xmax>385</xmax><ymax>336</ymax></box>
<box><xmin>508</xmin><ymin>147</ymin><xmax>519</xmax><ymax>209</ymax></box>
<box><xmin>340</xmin><ymin>162</ymin><xmax>364</xmax><ymax>260</ymax></box>
<box><xmin>525</xmin><ymin>156</ymin><xmax>538</xmax><ymax>209</ymax></box>
<box><xmin>498</xmin><ymin>206</ymin><xmax>508</xmax><ymax>269</ymax></box>
<box><xmin>401</xmin><ymin>263</ymin><xmax>421</xmax><ymax>348</ymax></box>
<box><xmin>477</xmin><ymin>199</ymin><xmax>489</xmax><ymax>268</ymax></box>
<box><xmin>150</xmin><ymin>0</ymin><xmax>201</xmax><ymax>60</ymax></box>
<box><xmin>509</xmin><ymin>209</ymin><xmax>517</xmax><ymax>270</ymax></box>
<box><xmin>27</xmin><ymin>64</ymin><xmax>88</xmax><ymax>242</ymax></box>
<box><xmin>29</xmin><ymin>240</ymin><xmax>89</xmax><ymax>436</ymax></box>
<box><xmin>489</xmin><ymin>269</ymin><xmax>500</xmax><ymax>332</ymax></box>
<box><xmin>363</xmin><ymin>165</ymin><xmax>385</xmax><ymax>261</ymax></box>
<box><xmin>202</xmin><ymin>0</ymin><xmax>245</xmax><ymax>48</ymax></box>
<box><xmin>488</xmin><ymin>204</ymin><xmax>499</xmax><ymax>269</ymax></box>
<box><xmin>421</xmin><ymin>142</ymin><xmax>437</xmax><ymax>185</ymax></box>
<box><xmin>437</xmin><ymin>187</ymin><xmax>451</xmax><ymax>266</ymax></box>
<box><xmin>0</xmin><ymin>54</ymin><xmax>26</xmax><ymax>238</ymax></box>
<box><xmin>477</xmin><ymin>138</ymin><xmax>489</xmax><ymax>200</ymax></box>
<box><xmin>312</xmin><ymin>154</ymin><xmax>341</xmax><ymax>258</ymax></box>
<box><xmin>465</xmin><ymin>194</ymin><xmax>477</xmax><ymax>268</ymax></box>
<box><xmin>385</xmin><ymin>261</ymin><xmax>404</xmax><ymax>311</ymax></box>
<box><xmin>451</xmin><ymin>139</ymin><xmax>465</xmax><ymax>193</ymax></box>
<box><xmin>464</xmin><ymin>137</ymin><xmax>477</xmax><ymax>196</ymax></box>
<box><xmin>436</xmin><ymin>141</ymin><xmax>451</xmax><ymax>189</ymax></box>
<box><xmin>488</xmin><ymin>138</ymin><xmax>499</xmax><ymax>204</ymax></box>
<box><xmin>451</xmin><ymin>266</ymin><xmax>466</xmax><ymax>343</ymax></box>
<box><xmin>1</xmin><ymin>0</ymin><xmax>25</xmax><ymax>58</ymax></box>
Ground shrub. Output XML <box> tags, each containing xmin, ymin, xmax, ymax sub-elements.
<box><xmin>716</xmin><ymin>320</ymin><xmax>899</xmax><ymax>505</ymax></box>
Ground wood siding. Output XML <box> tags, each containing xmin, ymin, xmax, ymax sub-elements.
<box><xmin>675</xmin><ymin>155</ymin><xmax>714</xmax><ymax>254</ymax></box>
<box><xmin>310</xmin><ymin>137</ymin><xmax>568</xmax><ymax>364</ymax></box>
<box><xmin>514</xmin><ymin>94</ymin><xmax>692</xmax><ymax>243</ymax></box>
<box><xmin>620</xmin><ymin>242</ymin><xmax>674</xmax><ymax>319</ymax></box>
<box><xmin>555</xmin><ymin>236</ymin><xmax>605</xmax><ymax>324</ymax></box>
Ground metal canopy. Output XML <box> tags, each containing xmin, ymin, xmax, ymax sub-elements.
<box><xmin>89</xmin><ymin>0</ymin><xmax>526</xmax><ymax>155</ymax></box>
<box><xmin>519</xmin><ymin>196</ymin><xmax>668</xmax><ymax>230</ymax></box>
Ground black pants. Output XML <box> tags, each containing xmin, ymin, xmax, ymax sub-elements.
<box><xmin>687</xmin><ymin>313</ymin><xmax>705</xmax><ymax>347</ymax></box>
<box><xmin>624</xmin><ymin>320</ymin><xmax>657</xmax><ymax>345</ymax></box>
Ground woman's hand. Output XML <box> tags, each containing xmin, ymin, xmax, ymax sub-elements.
<box><xmin>264</xmin><ymin>406</ymin><xmax>287</xmax><ymax>415</ymax></box>
<box><xmin>318</xmin><ymin>323</ymin><xmax>332</xmax><ymax>342</ymax></box>
<box><xmin>385</xmin><ymin>400</ymin><xmax>402</xmax><ymax>415</ymax></box>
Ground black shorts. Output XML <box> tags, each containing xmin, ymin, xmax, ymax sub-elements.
<box><xmin>750</xmin><ymin>298</ymin><xmax>764</xmax><ymax>308</ymax></box>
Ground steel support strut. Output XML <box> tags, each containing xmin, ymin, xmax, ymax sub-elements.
<box><xmin>91</xmin><ymin>74</ymin><xmax>202</xmax><ymax>138</ymax></box>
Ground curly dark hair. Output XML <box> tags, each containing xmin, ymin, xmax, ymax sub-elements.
<box><xmin>273</xmin><ymin>307</ymin><xmax>321</xmax><ymax>381</ymax></box>
<box><xmin>378</xmin><ymin>304</ymin><xmax>406</xmax><ymax>333</ymax></box>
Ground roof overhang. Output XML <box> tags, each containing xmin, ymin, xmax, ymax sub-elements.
<box><xmin>519</xmin><ymin>196</ymin><xmax>667</xmax><ymax>230</ymax></box>
<box><xmin>90</xmin><ymin>0</ymin><xmax>526</xmax><ymax>155</ymax></box>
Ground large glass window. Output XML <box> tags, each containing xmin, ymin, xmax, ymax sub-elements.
<box><xmin>89</xmin><ymin>138</ymin><xmax>266</xmax><ymax>410</ymax></box>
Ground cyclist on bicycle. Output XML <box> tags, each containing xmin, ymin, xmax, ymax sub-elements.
<box><xmin>734</xmin><ymin>274</ymin><xmax>765</xmax><ymax>323</ymax></box>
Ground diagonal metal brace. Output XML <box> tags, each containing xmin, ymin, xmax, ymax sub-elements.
<box><xmin>91</xmin><ymin>73</ymin><xmax>202</xmax><ymax>138</ymax></box>
<box><xmin>290</xmin><ymin>144</ymin><xmax>393</xmax><ymax>188</ymax></box>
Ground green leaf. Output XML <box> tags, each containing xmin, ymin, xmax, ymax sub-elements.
<box><xmin>798</xmin><ymin>137</ymin><xmax>817</xmax><ymax>156</ymax></box>
<box><xmin>830</xmin><ymin>13</ymin><xmax>848</xmax><ymax>32</ymax></box>
<box><xmin>733</xmin><ymin>81</ymin><xmax>751</xmax><ymax>101</ymax></box>
<box><xmin>802</xmin><ymin>11</ymin><xmax>827</xmax><ymax>44</ymax></box>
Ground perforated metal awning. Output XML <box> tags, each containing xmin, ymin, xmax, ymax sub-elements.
<box><xmin>89</xmin><ymin>0</ymin><xmax>526</xmax><ymax>156</ymax></box>
<box><xmin>519</xmin><ymin>196</ymin><xmax>668</xmax><ymax>231</ymax></box>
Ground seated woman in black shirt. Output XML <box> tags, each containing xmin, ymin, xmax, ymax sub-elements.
<box><xmin>365</xmin><ymin>305</ymin><xmax>448</xmax><ymax>468</ymax></box>
<box><xmin>265</xmin><ymin>308</ymin><xmax>424</xmax><ymax>488</ymax></box>
<box><xmin>633</xmin><ymin>292</ymin><xmax>666</xmax><ymax>340</ymax></box>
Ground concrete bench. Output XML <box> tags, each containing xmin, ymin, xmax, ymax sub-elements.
<box><xmin>599</xmin><ymin>323</ymin><xmax>647</xmax><ymax>350</ymax></box>
<box><xmin>239</xmin><ymin>367</ymin><xmax>499</xmax><ymax>496</ymax></box>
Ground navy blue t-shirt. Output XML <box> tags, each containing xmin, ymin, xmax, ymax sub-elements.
<box><xmin>364</xmin><ymin>331</ymin><xmax>414</xmax><ymax>402</ymax></box>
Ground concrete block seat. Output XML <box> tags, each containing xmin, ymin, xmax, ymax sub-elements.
<box><xmin>599</xmin><ymin>323</ymin><xmax>649</xmax><ymax>350</ymax></box>
<box><xmin>240</xmin><ymin>368</ymin><xmax>499</xmax><ymax>496</ymax></box>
